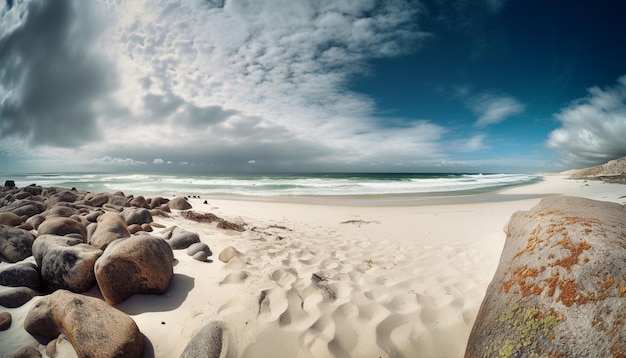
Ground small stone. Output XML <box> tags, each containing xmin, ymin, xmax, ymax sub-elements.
<box><xmin>218</xmin><ymin>246</ymin><xmax>242</xmax><ymax>263</ymax></box>
<box><xmin>0</xmin><ymin>311</ymin><xmax>12</xmax><ymax>330</ymax></box>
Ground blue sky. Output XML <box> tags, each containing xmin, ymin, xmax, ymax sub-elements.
<box><xmin>1</xmin><ymin>0</ymin><xmax>625</xmax><ymax>173</ymax></box>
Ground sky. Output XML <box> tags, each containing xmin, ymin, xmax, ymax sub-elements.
<box><xmin>0</xmin><ymin>0</ymin><xmax>625</xmax><ymax>174</ymax></box>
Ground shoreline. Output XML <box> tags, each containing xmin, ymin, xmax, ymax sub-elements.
<box><xmin>1</xmin><ymin>175</ymin><xmax>625</xmax><ymax>357</ymax></box>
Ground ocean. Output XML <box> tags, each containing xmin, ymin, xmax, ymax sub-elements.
<box><xmin>1</xmin><ymin>172</ymin><xmax>541</xmax><ymax>198</ymax></box>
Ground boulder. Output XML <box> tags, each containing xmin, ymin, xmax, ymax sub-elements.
<box><xmin>9</xmin><ymin>345</ymin><xmax>41</xmax><ymax>358</ymax></box>
<box><xmin>0</xmin><ymin>311</ymin><xmax>11</xmax><ymax>330</ymax></box>
<box><xmin>187</xmin><ymin>242</ymin><xmax>212</xmax><ymax>262</ymax></box>
<box><xmin>10</xmin><ymin>201</ymin><xmax>45</xmax><ymax>217</ymax></box>
<box><xmin>218</xmin><ymin>246</ymin><xmax>242</xmax><ymax>263</ymax></box>
<box><xmin>0</xmin><ymin>262</ymin><xmax>40</xmax><ymax>290</ymax></box>
<box><xmin>87</xmin><ymin>194</ymin><xmax>110</xmax><ymax>207</ymax></box>
<box><xmin>88</xmin><ymin>212</ymin><xmax>130</xmax><ymax>250</ymax></box>
<box><xmin>22</xmin><ymin>185</ymin><xmax>43</xmax><ymax>196</ymax></box>
<box><xmin>128</xmin><ymin>196</ymin><xmax>148</xmax><ymax>208</ymax></box>
<box><xmin>180</xmin><ymin>321</ymin><xmax>236</xmax><ymax>358</ymax></box>
<box><xmin>160</xmin><ymin>226</ymin><xmax>200</xmax><ymax>250</ymax></box>
<box><xmin>0</xmin><ymin>226</ymin><xmax>36</xmax><ymax>262</ymax></box>
<box><xmin>140</xmin><ymin>223</ymin><xmax>153</xmax><ymax>232</ymax></box>
<box><xmin>32</xmin><ymin>235</ymin><xmax>102</xmax><ymax>293</ymax></box>
<box><xmin>4</xmin><ymin>180</ymin><xmax>16</xmax><ymax>187</ymax></box>
<box><xmin>85</xmin><ymin>210</ymin><xmax>103</xmax><ymax>223</ymax></box>
<box><xmin>0</xmin><ymin>287</ymin><xmax>37</xmax><ymax>308</ymax></box>
<box><xmin>24</xmin><ymin>290</ymin><xmax>143</xmax><ymax>358</ymax></box>
<box><xmin>466</xmin><ymin>197</ymin><xmax>626</xmax><ymax>357</ymax></box>
<box><xmin>25</xmin><ymin>214</ymin><xmax>45</xmax><ymax>230</ymax></box>
<box><xmin>37</xmin><ymin>217</ymin><xmax>87</xmax><ymax>240</ymax></box>
<box><xmin>149</xmin><ymin>196</ymin><xmax>169</xmax><ymax>209</ymax></box>
<box><xmin>121</xmin><ymin>207</ymin><xmax>153</xmax><ymax>225</ymax></box>
<box><xmin>168</xmin><ymin>197</ymin><xmax>192</xmax><ymax>210</ymax></box>
<box><xmin>0</xmin><ymin>212</ymin><xmax>22</xmax><ymax>227</ymax></box>
<box><xmin>47</xmin><ymin>190</ymin><xmax>78</xmax><ymax>205</ymax></box>
<box><xmin>44</xmin><ymin>205</ymin><xmax>77</xmax><ymax>218</ymax></box>
<box><xmin>95</xmin><ymin>235</ymin><xmax>174</xmax><ymax>305</ymax></box>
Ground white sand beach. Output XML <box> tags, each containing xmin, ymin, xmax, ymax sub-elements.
<box><xmin>1</xmin><ymin>175</ymin><xmax>624</xmax><ymax>357</ymax></box>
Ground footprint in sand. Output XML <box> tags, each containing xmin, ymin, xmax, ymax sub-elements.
<box><xmin>327</xmin><ymin>303</ymin><xmax>360</xmax><ymax>357</ymax></box>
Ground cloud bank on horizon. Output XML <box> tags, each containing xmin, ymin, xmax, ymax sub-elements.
<box><xmin>0</xmin><ymin>0</ymin><xmax>625</xmax><ymax>173</ymax></box>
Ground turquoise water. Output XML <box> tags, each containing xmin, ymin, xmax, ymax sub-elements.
<box><xmin>1</xmin><ymin>172</ymin><xmax>540</xmax><ymax>197</ymax></box>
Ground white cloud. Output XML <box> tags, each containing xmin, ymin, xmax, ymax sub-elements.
<box><xmin>547</xmin><ymin>75</ymin><xmax>626</xmax><ymax>168</ymax></box>
<box><xmin>0</xmin><ymin>0</ymin><xmax>491</xmax><ymax>172</ymax></box>
<box><xmin>94</xmin><ymin>156</ymin><xmax>146</xmax><ymax>166</ymax></box>
<box><xmin>470</xmin><ymin>94</ymin><xmax>525</xmax><ymax>126</ymax></box>
<box><xmin>248</xmin><ymin>160</ymin><xmax>256</xmax><ymax>164</ymax></box>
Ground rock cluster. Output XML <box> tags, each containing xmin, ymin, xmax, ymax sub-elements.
<box><xmin>0</xmin><ymin>182</ymin><xmax>235</xmax><ymax>357</ymax></box>
<box><xmin>466</xmin><ymin>196</ymin><xmax>626</xmax><ymax>357</ymax></box>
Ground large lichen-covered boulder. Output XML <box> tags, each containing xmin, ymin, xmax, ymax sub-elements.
<box><xmin>95</xmin><ymin>235</ymin><xmax>174</xmax><ymax>305</ymax></box>
<box><xmin>24</xmin><ymin>290</ymin><xmax>143</xmax><ymax>358</ymax></box>
<box><xmin>37</xmin><ymin>216</ymin><xmax>87</xmax><ymax>240</ymax></box>
<box><xmin>32</xmin><ymin>235</ymin><xmax>103</xmax><ymax>293</ymax></box>
<box><xmin>0</xmin><ymin>226</ymin><xmax>36</xmax><ymax>262</ymax></box>
<box><xmin>88</xmin><ymin>212</ymin><xmax>130</xmax><ymax>250</ymax></box>
<box><xmin>466</xmin><ymin>196</ymin><xmax>626</xmax><ymax>358</ymax></box>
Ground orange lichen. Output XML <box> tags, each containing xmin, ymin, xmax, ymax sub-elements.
<box><xmin>501</xmin><ymin>266</ymin><xmax>543</xmax><ymax>297</ymax></box>
<box><xmin>605</xmin><ymin>277</ymin><xmax>615</xmax><ymax>289</ymax></box>
<box><xmin>554</xmin><ymin>241</ymin><xmax>592</xmax><ymax>269</ymax></box>
<box><xmin>557</xmin><ymin>279</ymin><xmax>578</xmax><ymax>307</ymax></box>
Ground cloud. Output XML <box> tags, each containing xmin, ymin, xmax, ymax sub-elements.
<box><xmin>547</xmin><ymin>75</ymin><xmax>626</xmax><ymax>168</ymax></box>
<box><xmin>1</xmin><ymin>0</ymin><xmax>491</xmax><ymax>172</ymax></box>
<box><xmin>0</xmin><ymin>0</ymin><xmax>115</xmax><ymax>147</ymax></box>
<box><xmin>94</xmin><ymin>156</ymin><xmax>146</xmax><ymax>166</ymax></box>
<box><xmin>470</xmin><ymin>94</ymin><xmax>525</xmax><ymax>126</ymax></box>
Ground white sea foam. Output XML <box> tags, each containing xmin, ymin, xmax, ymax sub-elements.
<box><xmin>5</xmin><ymin>172</ymin><xmax>540</xmax><ymax>197</ymax></box>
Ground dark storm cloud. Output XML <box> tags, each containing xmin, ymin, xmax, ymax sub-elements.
<box><xmin>0</xmin><ymin>0</ymin><xmax>114</xmax><ymax>147</ymax></box>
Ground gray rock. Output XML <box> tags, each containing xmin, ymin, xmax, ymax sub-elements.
<box><xmin>25</xmin><ymin>214</ymin><xmax>45</xmax><ymax>230</ymax></box>
<box><xmin>180</xmin><ymin>321</ymin><xmax>236</xmax><ymax>358</ymax></box>
<box><xmin>161</xmin><ymin>226</ymin><xmax>200</xmax><ymax>250</ymax></box>
<box><xmin>9</xmin><ymin>345</ymin><xmax>41</xmax><ymax>358</ymax></box>
<box><xmin>22</xmin><ymin>185</ymin><xmax>43</xmax><ymax>196</ymax></box>
<box><xmin>88</xmin><ymin>212</ymin><xmax>130</xmax><ymax>250</ymax></box>
<box><xmin>168</xmin><ymin>197</ymin><xmax>192</xmax><ymax>210</ymax></box>
<box><xmin>10</xmin><ymin>201</ymin><xmax>45</xmax><ymax>218</ymax></box>
<box><xmin>32</xmin><ymin>235</ymin><xmax>102</xmax><ymax>293</ymax></box>
<box><xmin>43</xmin><ymin>205</ymin><xmax>77</xmax><ymax>218</ymax></box>
<box><xmin>0</xmin><ymin>311</ymin><xmax>11</xmax><ymax>330</ymax></box>
<box><xmin>129</xmin><ymin>196</ymin><xmax>149</xmax><ymax>208</ymax></box>
<box><xmin>37</xmin><ymin>217</ymin><xmax>87</xmax><ymax>241</ymax></box>
<box><xmin>87</xmin><ymin>193</ymin><xmax>110</xmax><ymax>207</ymax></box>
<box><xmin>121</xmin><ymin>207</ymin><xmax>153</xmax><ymax>225</ymax></box>
<box><xmin>85</xmin><ymin>210</ymin><xmax>103</xmax><ymax>223</ymax></box>
<box><xmin>149</xmin><ymin>196</ymin><xmax>169</xmax><ymax>209</ymax></box>
<box><xmin>0</xmin><ymin>226</ymin><xmax>36</xmax><ymax>263</ymax></box>
<box><xmin>0</xmin><ymin>287</ymin><xmax>37</xmax><ymax>308</ymax></box>
<box><xmin>0</xmin><ymin>212</ymin><xmax>21</xmax><ymax>227</ymax></box>
<box><xmin>95</xmin><ymin>235</ymin><xmax>174</xmax><ymax>305</ymax></box>
<box><xmin>0</xmin><ymin>262</ymin><xmax>40</xmax><ymax>290</ymax></box>
<box><xmin>24</xmin><ymin>290</ymin><xmax>143</xmax><ymax>358</ymax></box>
<box><xmin>466</xmin><ymin>196</ymin><xmax>626</xmax><ymax>357</ymax></box>
<box><xmin>187</xmin><ymin>242</ymin><xmax>212</xmax><ymax>261</ymax></box>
